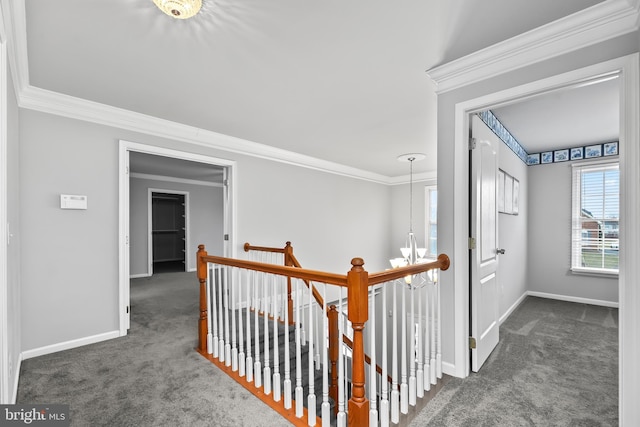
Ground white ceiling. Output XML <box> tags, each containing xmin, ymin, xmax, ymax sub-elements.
<box><xmin>20</xmin><ymin>0</ymin><xmax>616</xmax><ymax>177</ymax></box>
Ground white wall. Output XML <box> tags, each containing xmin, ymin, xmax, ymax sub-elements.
<box><xmin>496</xmin><ymin>128</ymin><xmax>529</xmax><ymax>320</ymax></box>
<box><xmin>528</xmin><ymin>161</ymin><xmax>618</xmax><ymax>302</ymax></box>
<box><xmin>18</xmin><ymin>109</ymin><xmax>392</xmax><ymax>354</ymax></box>
<box><xmin>129</xmin><ymin>177</ymin><xmax>223</xmax><ymax>276</ymax></box>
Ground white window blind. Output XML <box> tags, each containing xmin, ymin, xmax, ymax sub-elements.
<box><xmin>571</xmin><ymin>161</ymin><xmax>619</xmax><ymax>275</ymax></box>
<box><xmin>425</xmin><ymin>185</ymin><xmax>437</xmax><ymax>258</ymax></box>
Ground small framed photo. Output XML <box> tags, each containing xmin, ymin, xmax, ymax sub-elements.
<box><xmin>527</xmin><ymin>154</ymin><xmax>540</xmax><ymax>165</ymax></box>
<box><xmin>603</xmin><ymin>142</ymin><xmax>618</xmax><ymax>156</ymax></box>
<box><xmin>512</xmin><ymin>178</ymin><xmax>520</xmax><ymax>215</ymax></box>
<box><xmin>585</xmin><ymin>144</ymin><xmax>602</xmax><ymax>158</ymax></box>
<box><xmin>498</xmin><ymin>170</ymin><xmax>505</xmax><ymax>213</ymax></box>
<box><xmin>541</xmin><ymin>152</ymin><xmax>553</xmax><ymax>164</ymax></box>
<box><xmin>554</xmin><ymin>149</ymin><xmax>569</xmax><ymax>162</ymax></box>
<box><xmin>570</xmin><ymin>147</ymin><xmax>583</xmax><ymax>160</ymax></box>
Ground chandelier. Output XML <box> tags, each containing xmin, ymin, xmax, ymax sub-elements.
<box><xmin>153</xmin><ymin>0</ymin><xmax>202</xmax><ymax>19</ymax></box>
<box><xmin>390</xmin><ymin>154</ymin><xmax>427</xmax><ymax>271</ymax></box>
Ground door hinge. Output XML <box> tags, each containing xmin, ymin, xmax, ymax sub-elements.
<box><xmin>126</xmin><ymin>306</ymin><xmax>130</xmax><ymax>314</ymax></box>
<box><xmin>223</xmin><ymin>179</ymin><xmax>228</xmax><ymax>187</ymax></box>
<box><xmin>224</xmin><ymin>234</ymin><xmax>229</xmax><ymax>241</ymax></box>
<box><xmin>469</xmin><ymin>337</ymin><xmax>476</xmax><ymax>349</ymax></box>
<box><xmin>468</xmin><ymin>237</ymin><xmax>476</xmax><ymax>250</ymax></box>
<box><xmin>469</xmin><ymin>137</ymin><xmax>477</xmax><ymax>150</ymax></box>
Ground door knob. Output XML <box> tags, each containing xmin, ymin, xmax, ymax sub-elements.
<box><xmin>496</xmin><ymin>248</ymin><xmax>506</xmax><ymax>255</ymax></box>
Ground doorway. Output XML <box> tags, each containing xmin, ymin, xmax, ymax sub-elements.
<box><xmin>119</xmin><ymin>140</ymin><xmax>237</xmax><ymax>335</ymax></box>
<box><xmin>150</xmin><ymin>190</ymin><xmax>188</xmax><ymax>274</ymax></box>
<box><xmin>450</xmin><ymin>54</ymin><xmax>639</xmax><ymax>421</ymax></box>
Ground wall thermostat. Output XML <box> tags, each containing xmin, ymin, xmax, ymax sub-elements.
<box><xmin>60</xmin><ymin>194</ymin><xmax>88</xmax><ymax>210</ymax></box>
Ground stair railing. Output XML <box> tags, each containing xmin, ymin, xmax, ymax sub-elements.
<box><xmin>197</xmin><ymin>242</ymin><xmax>450</xmax><ymax>427</ymax></box>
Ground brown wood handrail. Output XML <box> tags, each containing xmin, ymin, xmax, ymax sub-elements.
<box><xmin>342</xmin><ymin>335</ymin><xmax>393</xmax><ymax>385</ymax></box>
<box><xmin>244</xmin><ymin>241</ymin><xmax>289</xmax><ymax>254</ymax></box>
<box><xmin>368</xmin><ymin>253</ymin><xmax>450</xmax><ymax>285</ymax></box>
<box><xmin>199</xmin><ymin>249</ymin><xmax>348</xmax><ymax>287</ymax></box>
<box><xmin>241</xmin><ymin>242</ymin><xmax>450</xmax><ymax>289</ymax></box>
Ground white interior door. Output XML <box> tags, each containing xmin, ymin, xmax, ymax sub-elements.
<box><xmin>470</xmin><ymin>115</ymin><xmax>500</xmax><ymax>372</ymax></box>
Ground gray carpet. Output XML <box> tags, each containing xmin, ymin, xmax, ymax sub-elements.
<box><xmin>17</xmin><ymin>273</ymin><xmax>618</xmax><ymax>426</ymax></box>
<box><xmin>17</xmin><ymin>272</ymin><xmax>289</xmax><ymax>427</ymax></box>
<box><xmin>410</xmin><ymin>296</ymin><xmax>618</xmax><ymax>427</ymax></box>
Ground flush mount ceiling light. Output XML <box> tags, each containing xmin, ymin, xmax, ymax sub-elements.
<box><xmin>153</xmin><ymin>0</ymin><xmax>202</xmax><ymax>19</ymax></box>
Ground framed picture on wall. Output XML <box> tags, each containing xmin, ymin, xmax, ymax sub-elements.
<box><xmin>570</xmin><ymin>147</ymin><xmax>584</xmax><ymax>160</ymax></box>
<box><xmin>604</xmin><ymin>142</ymin><xmax>618</xmax><ymax>156</ymax></box>
<box><xmin>498</xmin><ymin>170</ymin><xmax>505</xmax><ymax>213</ymax></box>
<box><xmin>504</xmin><ymin>174</ymin><xmax>513</xmax><ymax>214</ymax></box>
<box><xmin>585</xmin><ymin>144</ymin><xmax>602</xmax><ymax>158</ymax></box>
<box><xmin>512</xmin><ymin>178</ymin><xmax>520</xmax><ymax>215</ymax></box>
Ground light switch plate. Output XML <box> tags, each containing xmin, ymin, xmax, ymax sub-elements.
<box><xmin>60</xmin><ymin>194</ymin><xmax>87</xmax><ymax>210</ymax></box>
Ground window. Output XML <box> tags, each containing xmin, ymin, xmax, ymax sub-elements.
<box><xmin>425</xmin><ymin>185</ymin><xmax>437</xmax><ymax>258</ymax></box>
<box><xmin>571</xmin><ymin>161</ymin><xmax>619</xmax><ymax>275</ymax></box>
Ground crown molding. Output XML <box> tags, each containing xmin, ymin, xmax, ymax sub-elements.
<box><xmin>427</xmin><ymin>0</ymin><xmax>640</xmax><ymax>94</ymax></box>
<box><xmin>19</xmin><ymin>85</ymin><xmax>394</xmax><ymax>185</ymax></box>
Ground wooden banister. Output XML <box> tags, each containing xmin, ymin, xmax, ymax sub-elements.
<box><xmin>198</xmin><ymin>243</ymin><xmax>451</xmax><ymax>427</ymax></box>
<box><xmin>197</xmin><ymin>245</ymin><xmax>209</xmax><ymax>353</ymax></box>
<box><xmin>346</xmin><ymin>257</ymin><xmax>369</xmax><ymax>426</ymax></box>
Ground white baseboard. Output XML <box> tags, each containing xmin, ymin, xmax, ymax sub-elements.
<box><xmin>499</xmin><ymin>292</ymin><xmax>529</xmax><ymax>325</ymax></box>
<box><xmin>21</xmin><ymin>330</ymin><xmax>120</xmax><ymax>360</ymax></box>
<box><xmin>441</xmin><ymin>361</ymin><xmax>458</xmax><ymax>378</ymax></box>
<box><xmin>527</xmin><ymin>291</ymin><xmax>619</xmax><ymax>308</ymax></box>
<box><xmin>130</xmin><ymin>273</ymin><xmax>150</xmax><ymax>279</ymax></box>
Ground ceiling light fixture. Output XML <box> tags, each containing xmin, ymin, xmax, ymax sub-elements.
<box><xmin>153</xmin><ymin>0</ymin><xmax>202</xmax><ymax>19</ymax></box>
<box><xmin>390</xmin><ymin>153</ymin><xmax>427</xmax><ymax>277</ymax></box>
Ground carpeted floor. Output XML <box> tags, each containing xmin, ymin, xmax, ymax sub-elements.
<box><xmin>17</xmin><ymin>272</ymin><xmax>290</xmax><ymax>426</ymax></box>
<box><xmin>17</xmin><ymin>273</ymin><xmax>618</xmax><ymax>426</ymax></box>
<box><xmin>410</xmin><ymin>296</ymin><xmax>618</xmax><ymax>426</ymax></box>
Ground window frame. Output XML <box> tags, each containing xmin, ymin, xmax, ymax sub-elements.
<box><xmin>570</xmin><ymin>159</ymin><xmax>619</xmax><ymax>277</ymax></box>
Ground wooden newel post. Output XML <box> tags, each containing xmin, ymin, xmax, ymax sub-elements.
<box><xmin>284</xmin><ymin>241</ymin><xmax>295</xmax><ymax>325</ymax></box>
<box><xmin>328</xmin><ymin>304</ymin><xmax>339</xmax><ymax>407</ymax></box>
<box><xmin>347</xmin><ymin>258</ymin><xmax>370</xmax><ymax>427</ymax></box>
<box><xmin>197</xmin><ymin>244</ymin><xmax>208</xmax><ymax>353</ymax></box>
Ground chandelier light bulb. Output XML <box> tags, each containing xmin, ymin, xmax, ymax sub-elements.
<box><xmin>153</xmin><ymin>0</ymin><xmax>202</xmax><ymax>19</ymax></box>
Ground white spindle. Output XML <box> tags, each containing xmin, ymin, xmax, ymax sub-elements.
<box><xmin>308</xmin><ymin>283</ymin><xmax>316</xmax><ymax>426</ymax></box>
<box><xmin>284</xmin><ymin>275</ymin><xmax>292</xmax><ymax>410</ymax></box>
<box><xmin>409</xmin><ymin>285</ymin><xmax>416</xmax><ymax>406</ymax></box>
<box><xmin>263</xmin><ymin>271</ymin><xmax>272</xmax><ymax>395</ymax></box>
<box><xmin>430</xmin><ymin>283</ymin><xmax>436</xmax><ymax>385</ymax></box>
<box><xmin>211</xmin><ymin>265</ymin><xmax>220</xmax><ymax>358</ymax></box>
<box><xmin>369</xmin><ymin>287</ymin><xmax>378</xmax><ymax>427</ymax></box>
<box><xmin>206</xmin><ymin>264</ymin><xmax>213</xmax><ymax>354</ymax></box>
<box><xmin>217</xmin><ymin>266</ymin><xmax>225</xmax><ymax>362</ymax></box>
<box><xmin>321</xmin><ymin>283</ymin><xmax>330</xmax><ymax>427</ymax></box>
<box><xmin>400</xmin><ymin>284</ymin><xmax>408</xmax><ymax>414</ymax></box>
<box><xmin>380</xmin><ymin>283</ymin><xmax>389</xmax><ymax>427</ymax></box>
<box><xmin>337</xmin><ymin>288</ymin><xmax>346</xmax><ymax>427</ymax></box>
<box><xmin>224</xmin><ymin>266</ymin><xmax>232</xmax><ymax>367</ymax></box>
<box><xmin>273</xmin><ymin>264</ymin><xmax>281</xmax><ymax>402</ymax></box>
<box><xmin>231</xmin><ymin>267</ymin><xmax>238</xmax><ymax>372</ymax></box>
<box><xmin>436</xmin><ymin>272</ymin><xmax>442</xmax><ymax>379</ymax></box>
<box><xmin>295</xmin><ymin>279</ymin><xmax>304</xmax><ymax>418</ymax></box>
<box><xmin>390</xmin><ymin>281</ymin><xmax>399</xmax><ymax>424</ymax></box>
<box><xmin>424</xmin><ymin>282</ymin><xmax>431</xmax><ymax>391</ymax></box>
<box><xmin>238</xmin><ymin>267</ymin><xmax>245</xmax><ymax>377</ymax></box>
<box><xmin>254</xmin><ymin>268</ymin><xmax>262</xmax><ymax>388</ymax></box>
<box><xmin>416</xmin><ymin>283</ymin><xmax>424</xmax><ymax>398</ymax></box>
<box><xmin>245</xmin><ymin>267</ymin><xmax>253</xmax><ymax>383</ymax></box>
